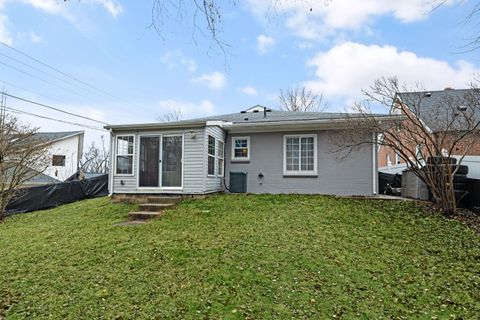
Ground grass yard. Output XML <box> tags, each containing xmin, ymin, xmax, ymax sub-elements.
<box><xmin>0</xmin><ymin>195</ymin><xmax>479</xmax><ymax>319</ymax></box>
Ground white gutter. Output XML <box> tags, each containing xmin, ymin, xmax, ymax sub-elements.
<box><xmin>222</xmin><ymin>115</ymin><xmax>403</xmax><ymax>129</ymax></box>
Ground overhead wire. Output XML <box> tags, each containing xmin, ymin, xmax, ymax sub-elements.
<box><xmin>3</xmin><ymin>92</ymin><xmax>109</xmax><ymax>125</ymax></box>
<box><xmin>4</xmin><ymin>105</ymin><xmax>106</xmax><ymax>131</ymax></box>
<box><xmin>0</xmin><ymin>40</ymin><xmax>146</xmax><ymax>112</ymax></box>
<box><xmin>0</xmin><ymin>40</ymin><xmax>117</xmax><ymax>99</ymax></box>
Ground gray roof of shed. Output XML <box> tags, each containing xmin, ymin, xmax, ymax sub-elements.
<box><xmin>397</xmin><ymin>89</ymin><xmax>480</xmax><ymax>132</ymax></box>
<box><xmin>33</xmin><ymin>131</ymin><xmax>83</xmax><ymax>142</ymax></box>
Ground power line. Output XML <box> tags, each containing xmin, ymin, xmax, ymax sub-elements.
<box><xmin>4</xmin><ymin>92</ymin><xmax>109</xmax><ymax>125</ymax></box>
<box><xmin>4</xmin><ymin>105</ymin><xmax>105</xmax><ymax>131</ymax></box>
<box><xmin>0</xmin><ymin>41</ymin><xmax>146</xmax><ymax>119</ymax></box>
<box><xmin>0</xmin><ymin>40</ymin><xmax>117</xmax><ymax>100</ymax></box>
<box><xmin>0</xmin><ymin>52</ymin><xmax>106</xmax><ymax>98</ymax></box>
<box><xmin>0</xmin><ymin>60</ymin><xmax>95</xmax><ymax>101</ymax></box>
<box><xmin>0</xmin><ymin>79</ymin><xmax>92</xmax><ymax>117</ymax></box>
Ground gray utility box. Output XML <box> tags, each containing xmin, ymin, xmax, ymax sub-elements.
<box><xmin>229</xmin><ymin>172</ymin><xmax>247</xmax><ymax>193</ymax></box>
<box><xmin>401</xmin><ymin>170</ymin><xmax>429</xmax><ymax>200</ymax></box>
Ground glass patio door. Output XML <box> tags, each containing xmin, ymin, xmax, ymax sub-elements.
<box><xmin>161</xmin><ymin>135</ymin><xmax>183</xmax><ymax>188</ymax></box>
<box><xmin>139</xmin><ymin>136</ymin><xmax>160</xmax><ymax>187</ymax></box>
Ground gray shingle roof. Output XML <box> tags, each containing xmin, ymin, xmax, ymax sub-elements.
<box><xmin>104</xmin><ymin>106</ymin><xmax>396</xmax><ymax>130</ymax></box>
<box><xmin>201</xmin><ymin>110</ymin><xmax>348</xmax><ymax>123</ymax></box>
<box><xmin>33</xmin><ymin>131</ymin><xmax>83</xmax><ymax>142</ymax></box>
<box><xmin>397</xmin><ymin>89</ymin><xmax>480</xmax><ymax>132</ymax></box>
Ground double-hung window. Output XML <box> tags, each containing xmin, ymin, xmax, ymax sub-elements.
<box><xmin>231</xmin><ymin>136</ymin><xmax>250</xmax><ymax>161</ymax></box>
<box><xmin>116</xmin><ymin>135</ymin><xmax>134</xmax><ymax>175</ymax></box>
<box><xmin>217</xmin><ymin>140</ymin><xmax>224</xmax><ymax>176</ymax></box>
<box><xmin>208</xmin><ymin>135</ymin><xmax>216</xmax><ymax>176</ymax></box>
<box><xmin>283</xmin><ymin>134</ymin><xmax>317</xmax><ymax>175</ymax></box>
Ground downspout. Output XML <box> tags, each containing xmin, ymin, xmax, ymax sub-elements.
<box><xmin>108</xmin><ymin>129</ymin><xmax>114</xmax><ymax>196</ymax></box>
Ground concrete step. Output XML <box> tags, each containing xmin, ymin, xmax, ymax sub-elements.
<box><xmin>138</xmin><ymin>203</ymin><xmax>176</xmax><ymax>212</ymax></box>
<box><xmin>146</xmin><ymin>196</ymin><xmax>182</xmax><ymax>204</ymax></box>
<box><xmin>128</xmin><ymin>211</ymin><xmax>163</xmax><ymax>221</ymax></box>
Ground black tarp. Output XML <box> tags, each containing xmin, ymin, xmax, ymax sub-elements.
<box><xmin>5</xmin><ymin>174</ymin><xmax>108</xmax><ymax>216</ymax></box>
<box><xmin>467</xmin><ymin>178</ymin><xmax>480</xmax><ymax>212</ymax></box>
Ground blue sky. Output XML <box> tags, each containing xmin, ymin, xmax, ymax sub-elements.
<box><xmin>0</xmin><ymin>0</ymin><xmax>479</xmax><ymax>145</ymax></box>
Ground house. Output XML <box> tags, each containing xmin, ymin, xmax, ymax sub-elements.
<box><xmin>32</xmin><ymin>131</ymin><xmax>85</xmax><ymax>182</ymax></box>
<box><xmin>378</xmin><ymin>88</ymin><xmax>480</xmax><ymax>178</ymax></box>
<box><xmin>105</xmin><ymin>107</ymin><xmax>400</xmax><ymax>196</ymax></box>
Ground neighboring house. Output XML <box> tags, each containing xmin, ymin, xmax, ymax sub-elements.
<box><xmin>33</xmin><ymin>131</ymin><xmax>85</xmax><ymax>182</ymax></box>
<box><xmin>378</xmin><ymin>88</ymin><xmax>480</xmax><ymax>178</ymax></box>
<box><xmin>105</xmin><ymin>106</ymin><xmax>398</xmax><ymax>196</ymax></box>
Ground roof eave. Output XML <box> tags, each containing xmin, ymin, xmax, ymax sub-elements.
<box><xmin>223</xmin><ymin>115</ymin><xmax>403</xmax><ymax>133</ymax></box>
<box><xmin>104</xmin><ymin>121</ymin><xmax>207</xmax><ymax>131</ymax></box>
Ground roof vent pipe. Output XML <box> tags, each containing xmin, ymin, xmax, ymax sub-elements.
<box><xmin>444</xmin><ymin>87</ymin><xmax>454</xmax><ymax>90</ymax></box>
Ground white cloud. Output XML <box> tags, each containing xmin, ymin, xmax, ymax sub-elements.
<box><xmin>247</xmin><ymin>0</ymin><xmax>455</xmax><ymax>40</ymax></box>
<box><xmin>0</xmin><ymin>0</ymin><xmax>122</xmax><ymax>44</ymax></box>
<box><xmin>29</xmin><ymin>30</ymin><xmax>41</xmax><ymax>43</ymax></box>
<box><xmin>256</xmin><ymin>34</ymin><xmax>275</xmax><ymax>53</ymax></box>
<box><xmin>181</xmin><ymin>57</ymin><xmax>197</xmax><ymax>73</ymax></box>
<box><xmin>90</xmin><ymin>0</ymin><xmax>122</xmax><ymax>17</ymax></box>
<box><xmin>304</xmin><ymin>41</ymin><xmax>479</xmax><ymax>102</ymax></box>
<box><xmin>157</xmin><ymin>99</ymin><xmax>215</xmax><ymax>118</ymax></box>
<box><xmin>238</xmin><ymin>85</ymin><xmax>258</xmax><ymax>96</ymax></box>
<box><xmin>160</xmin><ymin>51</ymin><xmax>197</xmax><ymax>73</ymax></box>
<box><xmin>191</xmin><ymin>71</ymin><xmax>226</xmax><ymax>90</ymax></box>
<box><xmin>0</xmin><ymin>14</ymin><xmax>12</xmax><ymax>45</ymax></box>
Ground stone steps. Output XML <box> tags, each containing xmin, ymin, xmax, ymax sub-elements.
<box><xmin>128</xmin><ymin>211</ymin><xmax>164</xmax><ymax>221</ymax></box>
<box><xmin>126</xmin><ymin>196</ymin><xmax>182</xmax><ymax>222</ymax></box>
<box><xmin>138</xmin><ymin>203</ymin><xmax>176</xmax><ymax>212</ymax></box>
<box><xmin>146</xmin><ymin>196</ymin><xmax>182</xmax><ymax>204</ymax></box>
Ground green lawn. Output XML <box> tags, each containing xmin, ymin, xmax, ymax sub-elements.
<box><xmin>0</xmin><ymin>195</ymin><xmax>479</xmax><ymax>319</ymax></box>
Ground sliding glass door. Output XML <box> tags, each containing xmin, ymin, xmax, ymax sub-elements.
<box><xmin>139</xmin><ymin>136</ymin><xmax>160</xmax><ymax>187</ymax></box>
<box><xmin>161</xmin><ymin>135</ymin><xmax>183</xmax><ymax>188</ymax></box>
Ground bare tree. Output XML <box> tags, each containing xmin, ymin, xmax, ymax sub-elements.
<box><xmin>0</xmin><ymin>111</ymin><xmax>50</xmax><ymax>221</ymax></box>
<box><xmin>81</xmin><ymin>136</ymin><xmax>109</xmax><ymax>174</ymax></box>
<box><xmin>278</xmin><ymin>86</ymin><xmax>327</xmax><ymax>112</ymax></box>
<box><xmin>157</xmin><ymin>108</ymin><xmax>184</xmax><ymax>122</ymax></box>
<box><xmin>337</xmin><ymin>77</ymin><xmax>480</xmax><ymax>215</ymax></box>
<box><xmin>150</xmin><ymin>1</ymin><xmax>324</xmax><ymax>54</ymax></box>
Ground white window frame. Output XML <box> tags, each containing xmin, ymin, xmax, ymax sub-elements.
<box><xmin>231</xmin><ymin>136</ymin><xmax>250</xmax><ymax>161</ymax></box>
<box><xmin>395</xmin><ymin>153</ymin><xmax>401</xmax><ymax>165</ymax></box>
<box><xmin>217</xmin><ymin>140</ymin><xmax>225</xmax><ymax>177</ymax></box>
<box><xmin>115</xmin><ymin>135</ymin><xmax>135</xmax><ymax>176</ymax></box>
<box><xmin>207</xmin><ymin>135</ymin><xmax>216</xmax><ymax>177</ymax></box>
<box><xmin>283</xmin><ymin>134</ymin><xmax>317</xmax><ymax>176</ymax></box>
